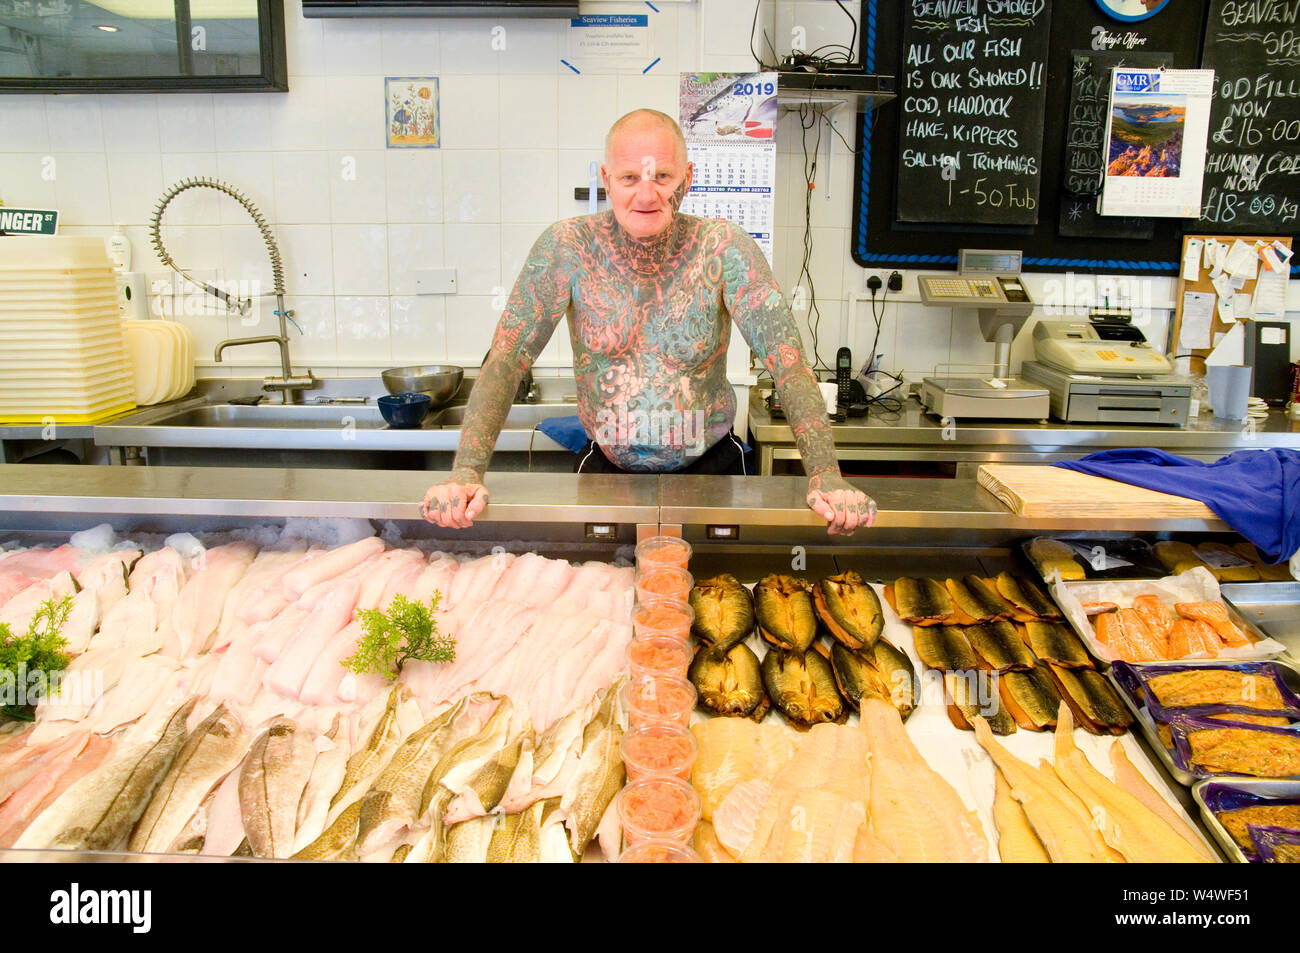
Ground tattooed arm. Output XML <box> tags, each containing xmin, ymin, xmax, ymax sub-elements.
<box><xmin>421</xmin><ymin>226</ymin><xmax>570</xmax><ymax>528</ymax></box>
<box><xmin>716</xmin><ymin>222</ymin><xmax>876</xmax><ymax>535</ymax></box>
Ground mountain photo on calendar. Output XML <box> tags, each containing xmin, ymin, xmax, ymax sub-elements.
<box><xmin>1106</xmin><ymin>98</ymin><xmax>1185</xmax><ymax>178</ymax></box>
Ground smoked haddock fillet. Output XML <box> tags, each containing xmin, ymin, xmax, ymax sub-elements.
<box><xmin>859</xmin><ymin>699</ymin><xmax>988</xmax><ymax>862</ymax></box>
<box><xmin>993</xmin><ymin>769</ymin><xmax>1049</xmax><ymax>863</ymax></box>
<box><xmin>1051</xmin><ymin>705</ymin><xmax>1210</xmax><ymax>864</ymax></box>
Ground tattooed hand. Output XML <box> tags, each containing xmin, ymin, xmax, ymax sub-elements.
<box><xmin>806</xmin><ymin>472</ymin><xmax>877</xmax><ymax>536</ymax></box>
<box><xmin>420</xmin><ymin>474</ymin><xmax>489</xmax><ymax>529</ymax></box>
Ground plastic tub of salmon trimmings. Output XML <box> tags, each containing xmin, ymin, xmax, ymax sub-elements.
<box><xmin>634</xmin><ymin>565</ymin><xmax>693</xmax><ymax>604</ymax></box>
<box><xmin>621</xmin><ymin>674</ymin><xmax>697</xmax><ymax>728</ymax></box>
<box><xmin>632</xmin><ymin>597</ymin><xmax>694</xmax><ymax>641</ymax></box>
<box><xmin>618</xmin><ymin>777</ymin><xmax>702</xmax><ymax>846</ymax></box>
<box><xmin>620</xmin><ymin>723</ymin><xmax>698</xmax><ymax>781</ymax></box>
<box><xmin>618</xmin><ymin>840</ymin><xmax>702</xmax><ymax>862</ymax></box>
<box><xmin>627</xmin><ymin>636</ymin><xmax>693</xmax><ymax>680</ymax></box>
<box><xmin>635</xmin><ymin>535</ymin><xmax>692</xmax><ymax>570</ymax></box>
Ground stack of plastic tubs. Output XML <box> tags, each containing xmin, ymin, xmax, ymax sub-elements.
<box><xmin>0</xmin><ymin>236</ymin><xmax>136</xmax><ymax>424</ymax></box>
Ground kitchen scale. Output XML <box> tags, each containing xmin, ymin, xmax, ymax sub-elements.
<box><xmin>1021</xmin><ymin>310</ymin><xmax>1191</xmax><ymax>425</ymax></box>
<box><xmin>917</xmin><ymin>249</ymin><xmax>1050</xmax><ymax>420</ymax></box>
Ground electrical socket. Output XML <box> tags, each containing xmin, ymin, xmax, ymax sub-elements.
<box><xmin>887</xmin><ymin>271</ymin><xmax>903</xmax><ymax>293</ymax></box>
<box><xmin>864</xmin><ymin>269</ymin><xmax>888</xmax><ymax>291</ymax></box>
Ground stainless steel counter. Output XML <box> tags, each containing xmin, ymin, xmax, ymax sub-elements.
<box><xmin>748</xmin><ymin>392</ymin><xmax>1300</xmax><ymax>475</ymax></box>
<box><xmin>0</xmin><ymin>464</ymin><xmax>1231</xmax><ymax>548</ymax></box>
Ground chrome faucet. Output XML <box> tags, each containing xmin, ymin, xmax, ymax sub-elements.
<box><xmin>150</xmin><ymin>176</ymin><xmax>318</xmax><ymax>404</ymax></box>
<box><xmin>482</xmin><ymin>349</ymin><xmax>541</xmax><ymax>404</ymax></box>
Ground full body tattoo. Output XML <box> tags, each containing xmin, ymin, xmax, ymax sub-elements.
<box><xmin>447</xmin><ymin>210</ymin><xmax>840</xmax><ymax>483</ymax></box>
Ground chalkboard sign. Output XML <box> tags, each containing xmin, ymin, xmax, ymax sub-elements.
<box><xmin>852</xmin><ymin>0</ymin><xmax>1209</xmax><ymax>274</ymax></box>
<box><xmin>1198</xmin><ymin>0</ymin><xmax>1300</xmax><ymax>232</ymax></box>
<box><xmin>1058</xmin><ymin>50</ymin><xmax>1170</xmax><ymax>239</ymax></box>
<box><xmin>896</xmin><ymin>1</ymin><xmax>1051</xmax><ymax>225</ymax></box>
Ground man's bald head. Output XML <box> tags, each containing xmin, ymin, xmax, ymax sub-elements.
<box><xmin>605</xmin><ymin>109</ymin><xmax>688</xmax><ymax>167</ymax></box>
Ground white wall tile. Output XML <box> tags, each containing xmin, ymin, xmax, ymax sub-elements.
<box><xmin>499</xmin><ymin>74</ymin><xmax>559</xmax><ymax>151</ymax></box>
<box><xmin>557</xmin><ymin>74</ymin><xmax>618</xmax><ymax>153</ymax></box>
<box><xmin>273</xmin><ymin>152</ymin><xmax>331</xmax><ymax>225</ymax></box>
<box><xmin>286</xmin><ymin>295</ymin><xmax>339</xmax><ymax>365</ymax></box>
<box><xmin>52</xmin><ymin>154</ymin><xmax>111</xmax><ymax>226</ymax></box>
<box><xmin>389</xmin><ymin>295</ymin><xmax>448</xmax><ymax>361</ymax></box>
<box><xmin>0</xmin><ymin>96</ymin><xmax>48</xmax><ymax>152</ymax></box>
<box><xmin>0</xmin><ymin>154</ymin><xmax>57</xmax><ymax>209</ymax></box>
<box><xmin>381</xmin><ymin>22</ymin><xmax>442</xmax><ymax>74</ymax></box>
<box><xmin>269</xmin><ymin>77</ymin><xmax>332</xmax><ymax>151</ymax></box>
<box><xmin>289</xmin><ymin>13</ymin><xmax>327</xmax><ymax>77</ymax></box>
<box><xmin>439</xmin><ymin>74</ymin><xmax>500</xmax><ymax>150</ymax></box>
<box><xmin>105</xmin><ymin>153</ymin><xmax>163</xmax><ymax>227</ymax></box>
<box><xmin>616</xmin><ymin>74</ymin><xmax>679</xmax><ymax>117</ymax></box>
<box><xmin>156</xmin><ymin>95</ymin><xmax>216</xmax><ymax>153</ymax></box>
<box><xmin>328</xmin><ymin>150</ymin><xmax>387</xmax><ymax>224</ymax></box>
<box><xmin>500</xmin><ymin>150</ymin><xmax>558</xmax><ymax>225</ymax></box>
<box><xmin>331</xmin><ymin>224</ymin><xmax>389</xmax><ymax>295</ymax></box>
<box><xmin>321</xmin><ymin>20</ymin><xmax>384</xmax><ymax>75</ymax></box>
<box><xmin>216</xmin><ymin>152</ymin><xmax>276</xmax><ymax>226</ymax></box>
<box><xmin>494</xmin><ymin>20</ymin><xmax>560</xmax><ymax>74</ymax></box>
<box><xmin>442</xmin><ymin>150</ymin><xmax>501</xmax><ymax>223</ymax></box>
<box><xmin>335</xmin><ymin>295</ymin><xmax>392</xmax><ymax>362</ymax></box>
<box><xmin>278</xmin><ymin>224</ymin><xmax>335</xmax><ymax>295</ymax></box>
<box><xmin>158</xmin><ymin>154</ymin><xmax>221</xmax><ymax>225</ymax></box>
<box><xmin>219</xmin><ymin>223</ymin><xmax>274</xmax><ymax>290</ymax></box>
<box><xmin>439</xmin><ymin>21</ymin><xmax>502</xmax><ymax>75</ymax></box>
<box><xmin>500</xmin><ymin>222</ymin><xmax>544</xmax><ymax>289</ymax></box>
<box><xmin>101</xmin><ymin>97</ymin><xmax>161</xmax><ymax>155</ymax></box>
<box><xmin>385</xmin><ymin>150</ymin><xmax>443</xmax><ymax>223</ymax></box>
<box><xmin>442</xmin><ymin>224</ymin><xmax>502</xmax><ymax>295</ymax></box>
<box><xmin>326</xmin><ymin>77</ymin><xmax>385</xmax><ymax>152</ymax></box>
<box><xmin>214</xmin><ymin>96</ymin><xmax>274</xmax><ymax>152</ymax></box>
<box><xmin>444</xmin><ymin>295</ymin><xmax>502</xmax><ymax>364</ymax></box>
<box><xmin>388</xmin><ymin>223</ymin><xmax>445</xmax><ymax>294</ymax></box>
<box><xmin>46</xmin><ymin>96</ymin><xmax>104</xmax><ymax>153</ymax></box>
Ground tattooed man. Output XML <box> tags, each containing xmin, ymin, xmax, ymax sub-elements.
<box><xmin>422</xmin><ymin>109</ymin><xmax>876</xmax><ymax>535</ymax></box>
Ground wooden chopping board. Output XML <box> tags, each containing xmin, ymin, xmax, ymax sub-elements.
<box><xmin>978</xmin><ymin>464</ymin><xmax>1219</xmax><ymax>519</ymax></box>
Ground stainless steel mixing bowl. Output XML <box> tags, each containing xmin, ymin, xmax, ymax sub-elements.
<box><xmin>380</xmin><ymin>364</ymin><xmax>463</xmax><ymax>407</ymax></box>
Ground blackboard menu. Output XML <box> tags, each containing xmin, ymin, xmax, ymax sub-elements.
<box><xmin>1059</xmin><ymin>50</ymin><xmax>1170</xmax><ymax>239</ymax></box>
<box><xmin>1199</xmin><ymin>0</ymin><xmax>1300</xmax><ymax>231</ymax></box>
<box><xmin>896</xmin><ymin>0</ymin><xmax>1052</xmax><ymax>226</ymax></box>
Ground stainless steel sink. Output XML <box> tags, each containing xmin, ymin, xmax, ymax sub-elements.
<box><xmin>144</xmin><ymin>404</ymin><xmax>392</xmax><ymax>429</ymax></box>
<box><xmin>427</xmin><ymin>403</ymin><xmax>577</xmax><ymax>429</ymax></box>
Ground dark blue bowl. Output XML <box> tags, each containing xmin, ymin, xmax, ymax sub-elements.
<box><xmin>378</xmin><ymin>392</ymin><xmax>432</xmax><ymax>428</ymax></box>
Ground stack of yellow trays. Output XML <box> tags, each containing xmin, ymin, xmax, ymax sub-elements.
<box><xmin>0</xmin><ymin>236</ymin><xmax>137</xmax><ymax>424</ymax></box>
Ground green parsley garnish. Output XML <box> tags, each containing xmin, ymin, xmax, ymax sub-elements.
<box><xmin>0</xmin><ymin>594</ymin><xmax>73</xmax><ymax>721</ymax></box>
<box><xmin>344</xmin><ymin>592</ymin><xmax>454</xmax><ymax>681</ymax></box>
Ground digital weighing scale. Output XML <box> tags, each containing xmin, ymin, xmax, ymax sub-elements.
<box><xmin>917</xmin><ymin>249</ymin><xmax>1050</xmax><ymax>420</ymax></box>
<box><xmin>1021</xmin><ymin>311</ymin><xmax>1191</xmax><ymax>425</ymax></box>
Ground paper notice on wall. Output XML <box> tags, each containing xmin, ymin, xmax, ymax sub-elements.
<box><xmin>567</xmin><ymin>14</ymin><xmax>650</xmax><ymax>70</ymax></box>
<box><xmin>678</xmin><ymin>72</ymin><xmax>778</xmax><ymax>265</ymax></box>
<box><xmin>1179</xmin><ymin>291</ymin><xmax>1214</xmax><ymax>349</ymax></box>
<box><xmin>1253</xmin><ymin>266</ymin><xmax>1288</xmax><ymax>318</ymax></box>
<box><xmin>1232</xmin><ymin>291</ymin><xmax>1254</xmax><ymax>319</ymax></box>
<box><xmin>1223</xmin><ymin>239</ymin><xmax>1260</xmax><ymax>281</ymax></box>
<box><xmin>1182</xmin><ymin>238</ymin><xmax>1203</xmax><ymax>280</ymax></box>
<box><xmin>1101</xmin><ymin>68</ymin><xmax>1215</xmax><ymax>218</ymax></box>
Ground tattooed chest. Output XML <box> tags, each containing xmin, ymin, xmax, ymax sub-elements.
<box><xmin>571</xmin><ymin>274</ymin><xmax>725</xmax><ymax>368</ymax></box>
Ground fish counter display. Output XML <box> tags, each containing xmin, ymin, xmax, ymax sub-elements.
<box><xmin>0</xmin><ymin>525</ymin><xmax>1250</xmax><ymax>863</ymax></box>
<box><xmin>0</xmin><ymin>528</ymin><xmax>634</xmax><ymax>861</ymax></box>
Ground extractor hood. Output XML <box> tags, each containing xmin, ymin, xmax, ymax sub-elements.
<box><xmin>302</xmin><ymin>0</ymin><xmax>578</xmax><ymax>16</ymax></box>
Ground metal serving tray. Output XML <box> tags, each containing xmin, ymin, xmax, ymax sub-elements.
<box><xmin>1222</xmin><ymin>582</ymin><xmax>1300</xmax><ymax>659</ymax></box>
<box><xmin>1191</xmin><ymin>778</ymin><xmax>1300</xmax><ymax>863</ymax></box>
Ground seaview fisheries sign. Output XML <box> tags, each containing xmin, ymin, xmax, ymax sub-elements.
<box><xmin>896</xmin><ymin>0</ymin><xmax>1052</xmax><ymax>226</ymax></box>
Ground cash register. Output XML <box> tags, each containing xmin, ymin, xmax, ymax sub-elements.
<box><xmin>917</xmin><ymin>249</ymin><xmax>1051</xmax><ymax>420</ymax></box>
<box><xmin>1021</xmin><ymin>310</ymin><xmax>1191</xmax><ymax>425</ymax></box>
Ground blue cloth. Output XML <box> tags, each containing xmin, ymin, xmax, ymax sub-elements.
<box><xmin>535</xmin><ymin>415</ymin><xmax>588</xmax><ymax>453</ymax></box>
<box><xmin>1056</xmin><ymin>448</ymin><xmax>1300</xmax><ymax>564</ymax></box>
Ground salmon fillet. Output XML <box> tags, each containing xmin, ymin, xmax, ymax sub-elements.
<box><xmin>1168</xmin><ymin>619</ymin><xmax>1222</xmax><ymax>659</ymax></box>
<box><xmin>1131</xmin><ymin>595</ymin><xmax>1176</xmax><ymax>640</ymax></box>
<box><xmin>1174</xmin><ymin>601</ymin><xmax>1249</xmax><ymax>647</ymax></box>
